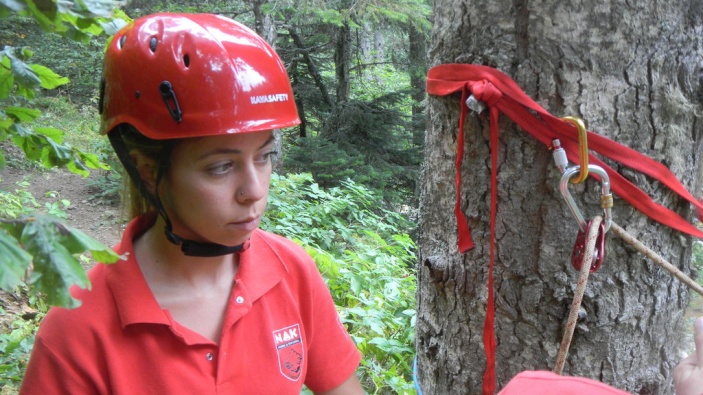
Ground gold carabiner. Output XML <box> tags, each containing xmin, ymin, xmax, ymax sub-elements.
<box><xmin>562</xmin><ymin>116</ymin><xmax>589</xmax><ymax>184</ymax></box>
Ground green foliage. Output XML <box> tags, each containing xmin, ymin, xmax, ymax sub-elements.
<box><xmin>0</xmin><ymin>309</ymin><xmax>43</xmax><ymax>391</ymax></box>
<box><xmin>85</xmin><ymin>137</ymin><xmax>122</xmax><ymax>205</ymax></box>
<box><xmin>262</xmin><ymin>0</ymin><xmax>430</xmax><ymax>207</ymax></box>
<box><xmin>262</xmin><ymin>173</ymin><xmax>417</xmax><ymax>394</ymax></box>
<box><xmin>87</xmin><ymin>169</ymin><xmax>122</xmax><ymax>205</ymax></box>
<box><xmin>284</xmin><ymin>91</ymin><xmax>422</xmax><ymax>206</ymax></box>
<box><xmin>0</xmin><ymin>214</ymin><xmax>121</xmax><ymax>308</ymax></box>
<box><xmin>0</xmin><ymin>180</ymin><xmax>37</xmax><ymax>218</ymax></box>
<box><xmin>42</xmin><ymin>191</ymin><xmax>70</xmax><ymax>218</ymax></box>
<box><xmin>0</xmin><ymin>13</ymin><xmax>113</xmax><ymax>105</ymax></box>
<box><xmin>0</xmin><ymin>0</ymin><xmax>126</xmax><ymax>309</ymax></box>
<box><xmin>0</xmin><ymin>46</ymin><xmax>109</xmax><ymax>176</ymax></box>
<box><xmin>0</xmin><ymin>0</ymin><xmax>127</xmax><ymax>41</ymax></box>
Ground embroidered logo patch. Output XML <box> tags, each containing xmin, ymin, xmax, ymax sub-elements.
<box><xmin>272</xmin><ymin>324</ymin><xmax>303</xmax><ymax>381</ymax></box>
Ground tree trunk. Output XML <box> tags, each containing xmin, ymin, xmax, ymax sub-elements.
<box><xmin>251</xmin><ymin>0</ymin><xmax>277</xmax><ymax>47</ymax></box>
<box><xmin>335</xmin><ymin>20</ymin><xmax>352</xmax><ymax>103</ymax></box>
<box><xmin>416</xmin><ymin>1</ymin><xmax>703</xmax><ymax>394</ymax></box>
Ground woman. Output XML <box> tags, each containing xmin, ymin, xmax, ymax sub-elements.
<box><xmin>20</xmin><ymin>13</ymin><xmax>363</xmax><ymax>395</ymax></box>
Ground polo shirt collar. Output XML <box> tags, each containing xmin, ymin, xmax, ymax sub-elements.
<box><xmin>106</xmin><ymin>215</ymin><xmax>289</xmax><ymax>329</ymax></box>
<box><xmin>235</xmin><ymin>230</ymin><xmax>290</xmax><ymax>302</ymax></box>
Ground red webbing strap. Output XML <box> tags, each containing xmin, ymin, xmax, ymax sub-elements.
<box><xmin>482</xmin><ymin>105</ymin><xmax>499</xmax><ymax>395</ymax></box>
<box><xmin>426</xmin><ymin>63</ymin><xmax>703</xmax><ymax>394</ymax></box>
<box><xmin>427</xmin><ymin>64</ymin><xmax>703</xmax><ymax>243</ymax></box>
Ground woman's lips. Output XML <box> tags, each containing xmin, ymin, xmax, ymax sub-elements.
<box><xmin>230</xmin><ymin>215</ymin><xmax>261</xmax><ymax>231</ymax></box>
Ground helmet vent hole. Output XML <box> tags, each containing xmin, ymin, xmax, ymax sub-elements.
<box><xmin>149</xmin><ymin>37</ymin><xmax>158</xmax><ymax>52</ymax></box>
<box><xmin>118</xmin><ymin>35</ymin><xmax>126</xmax><ymax>49</ymax></box>
<box><xmin>183</xmin><ymin>54</ymin><xmax>190</xmax><ymax>68</ymax></box>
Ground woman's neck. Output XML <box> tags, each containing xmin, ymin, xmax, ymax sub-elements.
<box><xmin>133</xmin><ymin>216</ymin><xmax>239</xmax><ymax>290</ymax></box>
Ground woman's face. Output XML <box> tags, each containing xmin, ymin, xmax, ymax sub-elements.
<box><xmin>159</xmin><ymin>130</ymin><xmax>275</xmax><ymax>247</ymax></box>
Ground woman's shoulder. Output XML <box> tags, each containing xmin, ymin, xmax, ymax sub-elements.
<box><xmin>34</xmin><ymin>263</ymin><xmax>118</xmax><ymax>346</ymax></box>
<box><xmin>249</xmin><ymin>229</ymin><xmax>321</xmax><ymax>277</ymax></box>
<box><xmin>251</xmin><ymin>229</ymin><xmax>309</xmax><ymax>257</ymax></box>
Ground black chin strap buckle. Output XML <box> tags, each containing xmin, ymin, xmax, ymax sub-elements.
<box><xmin>163</xmin><ymin>226</ymin><xmax>245</xmax><ymax>257</ymax></box>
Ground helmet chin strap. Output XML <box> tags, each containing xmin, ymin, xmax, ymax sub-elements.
<box><xmin>110</xmin><ymin>130</ymin><xmax>247</xmax><ymax>257</ymax></box>
<box><xmin>162</xmin><ymin>227</ymin><xmax>246</xmax><ymax>257</ymax></box>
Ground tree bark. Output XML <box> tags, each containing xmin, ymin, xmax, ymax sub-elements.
<box><xmin>335</xmin><ymin>20</ymin><xmax>352</xmax><ymax>103</ymax></box>
<box><xmin>416</xmin><ymin>1</ymin><xmax>703</xmax><ymax>394</ymax></box>
<box><xmin>251</xmin><ymin>0</ymin><xmax>277</xmax><ymax>47</ymax></box>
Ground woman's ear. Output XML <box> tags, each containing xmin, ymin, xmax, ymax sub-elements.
<box><xmin>129</xmin><ymin>150</ymin><xmax>158</xmax><ymax>194</ymax></box>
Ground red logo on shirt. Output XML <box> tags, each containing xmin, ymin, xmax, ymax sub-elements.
<box><xmin>272</xmin><ymin>324</ymin><xmax>304</xmax><ymax>381</ymax></box>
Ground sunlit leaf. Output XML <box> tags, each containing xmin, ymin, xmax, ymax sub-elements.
<box><xmin>30</xmin><ymin>64</ymin><xmax>69</xmax><ymax>89</ymax></box>
<box><xmin>5</xmin><ymin>106</ymin><xmax>41</xmax><ymax>123</ymax></box>
<box><xmin>0</xmin><ymin>59</ymin><xmax>13</xmax><ymax>98</ymax></box>
<box><xmin>66</xmin><ymin>159</ymin><xmax>89</xmax><ymax>177</ymax></box>
<box><xmin>34</xmin><ymin>127</ymin><xmax>65</xmax><ymax>143</ymax></box>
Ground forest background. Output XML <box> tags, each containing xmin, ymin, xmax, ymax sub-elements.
<box><xmin>0</xmin><ymin>1</ymin><xmax>702</xmax><ymax>395</ymax></box>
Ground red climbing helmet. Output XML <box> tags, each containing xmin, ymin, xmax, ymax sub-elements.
<box><xmin>99</xmin><ymin>13</ymin><xmax>300</xmax><ymax>138</ymax></box>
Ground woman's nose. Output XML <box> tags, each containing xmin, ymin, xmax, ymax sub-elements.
<box><xmin>235</xmin><ymin>163</ymin><xmax>269</xmax><ymax>203</ymax></box>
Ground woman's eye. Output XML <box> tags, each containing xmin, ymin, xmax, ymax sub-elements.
<box><xmin>208</xmin><ymin>162</ymin><xmax>233</xmax><ymax>175</ymax></box>
<box><xmin>256</xmin><ymin>151</ymin><xmax>278</xmax><ymax>164</ymax></box>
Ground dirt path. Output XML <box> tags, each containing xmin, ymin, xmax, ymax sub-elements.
<box><xmin>0</xmin><ymin>166</ymin><xmax>123</xmax><ymax>247</ymax></box>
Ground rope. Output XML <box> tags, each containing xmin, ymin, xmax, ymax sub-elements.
<box><xmin>554</xmin><ymin>216</ymin><xmax>603</xmax><ymax>375</ymax></box>
<box><xmin>413</xmin><ymin>356</ymin><xmax>425</xmax><ymax>395</ymax></box>
<box><xmin>610</xmin><ymin>221</ymin><xmax>703</xmax><ymax>297</ymax></box>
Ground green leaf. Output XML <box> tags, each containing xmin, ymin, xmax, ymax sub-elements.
<box><xmin>42</xmin><ymin>137</ymin><xmax>72</xmax><ymax>167</ymax></box>
<box><xmin>23</xmin><ymin>0</ymin><xmax>61</xmax><ymax>33</ymax></box>
<box><xmin>0</xmin><ymin>57</ymin><xmax>13</xmax><ymax>99</ymax></box>
<box><xmin>5</xmin><ymin>106</ymin><xmax>41</xmax><ymax>123</ymax></box>
<box><xmin>58</xmin><ymin>223</ymin><xmax>120</xmax><ymax>263</ymax></box>
<box><xmin>0</xmin><ymin>226</ymin><xmax>32</xmax><ymax>291</ymax></box>
<box><xmin>7</xmin><ymin>49</ymin><xmax>41</xmax><ymax>89</ymax></box>
<box><xmin>83</xmin><ymin>151</ymin><xmax>109</xmax><ymax>170</ymax></box>
<box><xmin>0</xmin><ymin>116</ymin><xmax>12</xmax><ymax>134</ymax></box>
<box><xmin>30</xmin><ymin>64</ymin><xmax>69</xmax><ymax>89</ymax></box>
<box><xmin>34</xmin><ymin>127</ymin><xmax>65</xmax><ymax>143</ymax></box>
<box><xmin>15</xmin><ymin>215</ymin><xmax>120</xmax><ymax>307</ymax></box>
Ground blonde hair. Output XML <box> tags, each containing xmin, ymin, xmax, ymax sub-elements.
<box><xmin>112</xmin><ymin>124</ymin><xmax>179</xmax><ymax>220</ymax></box>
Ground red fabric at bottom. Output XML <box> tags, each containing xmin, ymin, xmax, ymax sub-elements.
<box><xmin>498</xmin><ymin>371</ymin><xmax>632</xmax><ymax>395</ymax></box>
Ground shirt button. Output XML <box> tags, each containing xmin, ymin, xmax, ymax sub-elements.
<box><xmin>206</xmin><ymin>352</ymin><xmax>214</xmax><ymax>361</ymax></box>
<box><xmin>236</xmin><ymin>296</ymin><xmax>244</xmax><ymax>304</ymax></box>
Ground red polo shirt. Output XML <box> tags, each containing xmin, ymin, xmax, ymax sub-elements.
<box><xmin>20</xmin><ymin>215</ymin><xmax>361</xmax><ymax>394</ymax></box>
<box><xmin>499</xmin><ymin>371</ymin><xmax>632</xmax><ymax>394</ymax></box>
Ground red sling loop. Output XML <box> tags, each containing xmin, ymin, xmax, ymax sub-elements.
<box><xmin>426</xmin><ymin>64</ymin><xmax>703</xmax><ymax>394</ymax></box>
